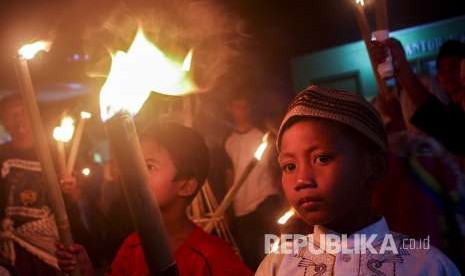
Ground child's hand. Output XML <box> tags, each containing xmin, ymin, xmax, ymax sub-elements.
<box><xmin>55</xmin><ymin>242</ymin><xmax>95</xmax><ymax>276</ymax></box>
<box><xmin>370</xmin><ymin>39</ymin><xmax>411</xmax><ymax>77</ymax></box>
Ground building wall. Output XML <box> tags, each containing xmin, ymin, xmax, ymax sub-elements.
<box><xmin>291</xmin><ymin>15</ymin><xmax>465</xmax><ymax>99</ymax></box>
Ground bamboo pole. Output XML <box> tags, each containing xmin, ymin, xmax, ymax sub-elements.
<box><xmin>15</xmin><ymin>57</ymin><xmax>80</xmax><ymax>276</ymax></box>
<box><xmin>105</xmin><ymin>113</ymin><xmax>178</xmax><ymax>275</ymax></box>
<box><xmin>353</xmin><ymin>3</ymin><xmax>389</xmax><ymax>95</ymax></box>
<box><xmin>67</xmin><ymin>115</ymin><xmax>87</xmax><ymax>175</ymax></box>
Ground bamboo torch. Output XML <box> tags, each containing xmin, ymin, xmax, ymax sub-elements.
<box><xmin>99</xmin><ymin>28</ymin><xmax>194</xmax><ymax>275</ymax></box>
<box><xmin>15</xmin><ymin>41</ymin><xmax>80</xmax><ymax>276</ymax></box>
<box><xmin>204</xmin><ymin>134</ymin><xmax>269</xmax><ymax>233</ymax></box>
<box><xmin>66</xmin><ymin>111</ymin><xmax>92</xmax><ymax>175</ymax></box>
<box><xmin>373</xmin><ymin>0</ymin><xmax>394</xmax><ymax>79</ymax></box>
<box><xmin>375</xmin><ymin>0</ymin><xmax>389</xmax><ymax>30</ymax></box>
<box><xmin>353</xmin><ymin>0</ymin><xmax>389</xmax><ymax>95</ymax></box>
<box><xmin>353</xmin><ymin>0</ymin><xmax>371</xmax><ymax>44</ymax></box>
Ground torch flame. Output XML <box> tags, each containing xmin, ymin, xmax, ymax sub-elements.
<box><xmin>81</xmin><ymin>167</ymin><xmax>91</xmax><ymax>176</ymax></box>
<box><xmin>277</xmin><ymin>209</ymin><xmax>295</xmax><ymax>225</ymax></box>
<box><xmin>18</xmin><ymin>41</ymin><xmax>51</xmax><ymax>60</ymax></box>
<box><xmin>80</xmin><ymin>111</ymin><xmax>92</xmax><ymax>119</ymax></box>
<box><xmin>254</xmin><ymin>133</ymin><xmax>269</xmax><ymax>160</ymax></box>
<box><xmin>53</xmin><ymin>117</ymin><xmax>75</xmax><ymax>142</ymax></box>
<box><xmin>182</xmin><ymin>50</ymin><xmax>193</xmax><ymax>72</ymax></box>
<box><xmin>99</xmin><ymin>28</ymin><xmax>195</xmax><ymax>121</ymax></box>
<box><xmin>355</xmin><ymin>0</ymin><xmax>365</xmax><ymax>6</ymax></box>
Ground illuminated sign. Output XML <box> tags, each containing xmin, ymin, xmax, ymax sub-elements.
<box><xmin>404</xmin><ymin>34</ymin><xmax>465</xmax><ymax>58</ymax></box>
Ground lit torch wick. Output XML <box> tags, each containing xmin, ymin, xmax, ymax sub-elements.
<box><xmin>254</xmin><ymin>133</ymin><xmax>269</xmax><ymax>160</ymax></box>
<box><xmin>53</xmin><ymin>116</ymin><xmax>75</xmax><ymax>177</ymax></box>
<box><xmin>182</xmin><ymin>50</ymin><xmax>193</xmax><ymax>72</ymax></box>
<box><xmin>18</xmin><ymin>41</ymin><xmax>51</xmax><ymax>60</ymax></box>
<box><xmin>277</xmin><ymin>209</ymin><xmax>295</xmax><ymax>225</ymax></box>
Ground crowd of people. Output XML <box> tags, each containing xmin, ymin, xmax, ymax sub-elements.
<box><xmin>0</xmin><ymin>38</ymin><xmax>463</xmax><ymax>276</ymax></box>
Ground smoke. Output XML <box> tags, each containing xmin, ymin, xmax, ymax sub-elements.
<box><xmin>82</xmin><ymin>0</ymin><xmax>248</xmax><ymax>92</ymax></box>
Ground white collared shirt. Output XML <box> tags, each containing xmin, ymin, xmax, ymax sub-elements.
<box><xmin>256</xmin><ymin>218</ymin><xmax>460</xmax><ymax>276</ymax></box>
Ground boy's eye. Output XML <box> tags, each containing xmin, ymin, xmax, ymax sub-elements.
<box><xmin>281</xmin><ymin>163</ymin><xmax>296</xmax><ymax>173</ymax></box>
<box><xmin>314</xmin><ymin>155</ymin><xmax>332</xmax><ymax>165</ymax></box>
<box><xmin>146</xmin><ymin>164</ymin><xmax>157</xmax><ymax>171</ymax></box>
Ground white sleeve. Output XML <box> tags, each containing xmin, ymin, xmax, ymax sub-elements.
<box><xmin>255</xmin><ymin>253</ymin><xmax>283</xmax><ymax>276</ymax></box>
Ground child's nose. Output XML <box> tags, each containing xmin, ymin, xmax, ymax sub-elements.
<box><xmin>294</xmin><ymin>166</ymin><xmax>316</xmax><ymax>191</ymax></box>
<box><xmin>294</xmin><ymin>179</ymin><xmax>317</xmax><ymax>191</ymax></box>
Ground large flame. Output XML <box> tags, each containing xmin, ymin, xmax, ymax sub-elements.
<box><xmin>53</xmin><ymin>117</ymin><xmax>75</xmax><ymax>142</ymax></box>
<box><xmin>18</xmin><ymin>41</ymin><xmax>51</xmax><ymax>60</ymax></box>
<box><xmin>99</xmin><ymin>28</ymin><xmax>195</xmax><ymax>121</ymax></box>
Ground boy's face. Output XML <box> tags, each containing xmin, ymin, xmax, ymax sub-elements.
<box><xmin>0</xmin><ymin>99</ymin><xmax>32</xmax><ymax>141</ymax></box>
<box><xmin>278</xmin><ymin>119</ymin><xmax>373</xmax><ymax>228</ymax></box>
<box><xmin>141</xmin><ymin>140</ymin><xmax>181</xmax><ymax>209</ymax></box>
<box><xmin>229</xmin><ymin>99</ymin><xmax>252</xmax><ymax>124</ymax></box>
<box><xmin>437</xmin><ymin>56</ymin><xmax>463</xmax><ymax>103</ymax></box>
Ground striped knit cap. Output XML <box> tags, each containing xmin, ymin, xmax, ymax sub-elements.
<box><xmin>277</xmin><ymin>85</ymin><xmax>387</xmax><ymax>151</ymax></box>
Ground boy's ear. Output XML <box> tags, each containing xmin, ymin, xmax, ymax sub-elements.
<box><xmin>177</xmin><ymin>178</ymin><xmax>198</xmax><ymax>198</ymax></box>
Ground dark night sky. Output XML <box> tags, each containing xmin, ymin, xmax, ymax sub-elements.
<box><xmin>0</xmin><ymin>0</ymin><xmax>464</xmax><ymax>94</ymax></box>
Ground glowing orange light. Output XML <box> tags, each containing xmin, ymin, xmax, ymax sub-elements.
<box><xmin>277</xmin><ymin>209</ymin><xmax>295</xmax><ymax>225</ymax></box>
<box><xmin>81</xmin><ymin>167</ymin><xmax>91</xmax><ymax>176</ymax></box>
<box><xmin>53</xmin><ymin>117</ymin><xmax>75</xmax><ymax>142</ymax></box>
<box><xmin>254</xmin><ymin>133</ymin><xmax>269</xmax><ymax>160</ymax></box>
<box><xmin>80</xmin><ymin>111</ymin><xmax>92</xmax><ymax>119</ymax></box>
<box><xmin>99</xmin><ymin>28</ymin><xmax>195</xmax><ymax>121</ymax></box>
<box><xmin>18</xmin><ymin>41</ymin><xmax>51</xmax><ymax>60</ymax></box>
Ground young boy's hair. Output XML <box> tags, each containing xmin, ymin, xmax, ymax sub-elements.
<box><xmin>276</xmin><ymin>86</ymin><xmax>387</xmax><ymax>153</ymax></box>
<box><xmin>140</xmin><ymin>123</ymin><xmax>210</xmax><ymax>202</ymax></box>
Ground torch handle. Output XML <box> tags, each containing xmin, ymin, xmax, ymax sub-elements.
<box><xmin>67</xmin><ymin>118</ymin><xmax>85</xmax><ymax>175</ymax></box>
<box><xmin>106</xmin><ymin>115</ymin><xmax>178</xmax><ymax>275</ymax></box>
<box><xmin>56</xmin><ymin>141</ymin><xmax>67</xmax><ymax>177</ymax></box>
<box><xmin>353</xmin><ymin>5</ymin><xmax>389</xmax><ymax>96</ymax></box>
<box><xmin>375</xmin><ymin>0</ymin><xmax>389</xmax><ymax>31</ymax></box>
<box><xmin>205</xmin><ymin>159</ymin><xmax>258</xmax><ymax>233</ymax></box>
<box><xmin>16</xmin><ymin>59</ymin><xmax>80</xmax><ymax>276</ymax></box>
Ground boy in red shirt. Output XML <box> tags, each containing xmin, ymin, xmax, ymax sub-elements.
<box><xmin>56</xmin><ymin>123</ymin><xmax>252</xmax><ymax>276</ymax></box>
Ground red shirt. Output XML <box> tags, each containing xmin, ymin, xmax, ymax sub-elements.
<box><xmin>108</xmin><ymin>226</ymin><xmax>253</xmax><ymax>276</ymax></box>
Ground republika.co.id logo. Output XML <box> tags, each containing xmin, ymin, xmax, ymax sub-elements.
<box><xmin>264</xmin><ymin>234</ymin><xmax>430</xmax><ymax>255</ymax></box>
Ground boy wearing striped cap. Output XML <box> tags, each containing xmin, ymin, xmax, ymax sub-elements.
<box><xmin>256</xmin><ymin>86</ymin><xmax>459</xmax><ymax>275</ymax></box>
